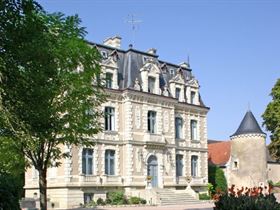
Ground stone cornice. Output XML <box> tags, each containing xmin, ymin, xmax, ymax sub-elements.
<box><xmin>90</xmin><ymin>138</ymin><xmax>208</xmax><ymax>152</ymax></box>
<box><xmin>230</xmin><ymin>133</ymin><xmax>266</xmax><ymax>140</ymax></box>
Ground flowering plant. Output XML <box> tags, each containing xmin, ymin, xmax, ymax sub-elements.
<box><xmin>214</xmin><ymin>185</ymin><xmax>279</xmax><ymax>210</ymax></box>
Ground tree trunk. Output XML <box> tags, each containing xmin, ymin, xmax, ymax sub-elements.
<box><xmin>38</xmin><ymin>169</ymin><xmax>47</xmax><ymax>210</ymax></box>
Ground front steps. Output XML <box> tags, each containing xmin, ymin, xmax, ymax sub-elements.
<box><xmin>156</xmin><ymin>189</ymin><xmax>203</xmax><ymax>205</ymax></box>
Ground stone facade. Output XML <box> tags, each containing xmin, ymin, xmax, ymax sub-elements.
<box><xmin>24</xmin><ymin>36</ymin><xmax>209</xmax><ymax>209</ymax></box>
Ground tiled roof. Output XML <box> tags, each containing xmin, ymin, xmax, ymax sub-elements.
<box><xmin>231</xmin><ymin>111</ymin><xmax>265</xmax><ymax>137</ymax></box>
<box><xmin>208</xmin><ymin>141</ymin><xmax>231</xmax><ymax>166</ymax></box>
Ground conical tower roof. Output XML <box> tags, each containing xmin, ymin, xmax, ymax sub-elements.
<box><xmin>231</xmin><ymin>110</ymin><xmax>265</xmax><ymax>137</ymax></box>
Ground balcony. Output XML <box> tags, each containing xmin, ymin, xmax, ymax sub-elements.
<box><xmin>144</xmin><ymin>133</ymin><xmax>165</xmax><ymax>145</ymax></box>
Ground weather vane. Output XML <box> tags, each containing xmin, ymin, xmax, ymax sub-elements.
<box><xmin>126</xmin><ymin>14</ymin><xmax>142</xmax><ymax>47</ymax></box>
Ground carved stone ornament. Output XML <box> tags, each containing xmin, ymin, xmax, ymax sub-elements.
<box><xmin>162</xmin><ymin>86</ymin><xmax>169</xmax><ymax>96</ymax></box>
<box><xmin>163</xmin><ymin>110</ymin><xmax>169</xmax><ymax>132</ymax></box>
<box><xmin>134</xmin><ymin>78</ymin><xmax>141</xmax><ymax>91</ymax></box>
<box><xmin>140</xmin><ymin>61</ymin><xmax>160</xmax><ymax>74</ymax></box>
<box><xmin>187</xmin><ymin>78</ymin><xmax>199</xmax><ymax>88</ymax></box>
<box><xmin>135</xmin><ymin>106</ymin><xmax>141</xmax><ymax>129</ymax></box>
<box><xmin>169</xmin><ymin>69</ymin><xmax>185</xmax><ymax>84</ymax></box>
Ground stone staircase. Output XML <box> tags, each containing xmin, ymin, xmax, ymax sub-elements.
<box><xmin>156</xmin><ymin>189</ymin><xmax>203</xmax><ymax>205</ymax></box>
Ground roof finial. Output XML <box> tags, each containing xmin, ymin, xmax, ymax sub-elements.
<box><xmin>248</xmin><ymin>102</ymin><xmax>251</xmax><ymax>111</ymax></box>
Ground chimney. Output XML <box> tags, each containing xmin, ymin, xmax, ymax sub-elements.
<box><xmin>147</xmin><ymin>48</ymin><xmax>157</xmax><ymax>55</ymax></box>
<box><xmin>103</xmin><ymin>36</ymin><xmax>122</xmax><ymax>49</ymax></box>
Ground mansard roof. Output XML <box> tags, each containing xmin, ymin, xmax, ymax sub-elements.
<box><xmin>231</xmin><ymin>110</ymin><xmax>265</xmax><ymax>137</ymax></box>
<box><xmin>90</xmin><ymin>41</ymin><xmax>193</xmax><ymax>89</ymax></box>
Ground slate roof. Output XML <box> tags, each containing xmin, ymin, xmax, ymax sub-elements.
<box><xmin>231</xmin><ymin>111</ymin><xmax>265</xmax><ymax>137</ymax></box>
<box><xmin>92</xmin><ymin>43</ymin><xmax>192</xmax><ymax>88</ymax></box>
<box><xmin>208</xmin><ymin>141</ymin><xmax>231</xmax><ymax>166</ymax></box>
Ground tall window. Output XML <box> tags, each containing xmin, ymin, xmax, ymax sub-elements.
<box><xmin>148</xmin><ymin>77</ymin><xmax>156</xmax><ymax>93</ymax></box>
<box><xmin>148</xmin><ymin>111</ymin><xmax>156</xmax><ymax>133</ymax></box>
<box><xmin>190</xmin><ymin>120</ymin><xmax>198</xmax><ymax>140</ymax></box>
<box><xmin>105</xmin><ymin>150</ymin><xmax>115</xmax><ymax>175</ymax></box>
<box><xmin>190</xmin><ymin>91</ymin><xmax>196</xmax><ymax>104</ymax></box>
<box><xmin>175</xmin><ymin>88</ymin><xmax>181</xmax><ymax>99</ymax></box>
<box><xmin>82</xmin><ymin>148</ymin><xmax>93</xmax><ymax>175</ymax></box>
<box><xmin>105</xmin><ymin>72</ymin><xmax>113</xmax><ymax>88</ymax></box>
<box><xmin>191</xmin><ymin>155</ymin><xmax>198</xmax><ymax>177</ymax></box>
<box><xmin>176</xmin><ymin>154</ymin><xmax>183</xmax><ymax>176</ymax></box>
<box><xmin>105</xmin><ymin>107</ymin><xmax>115</xmax><ymax>131</ymax></box>
<box><xmin>175</xmin><ymin>117</ymin><xmax>183</xmax><ymax>139</ymax></box>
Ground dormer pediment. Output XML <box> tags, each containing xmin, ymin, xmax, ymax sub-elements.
<box><xmin>169</xmin><ymin>70</ymin><xmax>185</xmax><ymax>85</ymax></box>
<box><xmin>109</xmin><ymin>50</ymin><xmax>119</xmax><ymax>61</ymax></box>
<box><xmin>140</xmin><ymin>60</ymin><xmax>161</xmax><ymax>74</ymax></box>
<box><xmin>187</xmin><ymin>78</ymin><xmax>199</xmax><ymax>88</ymax></box>
<box><xmin>102</xmin><ymin>56</ymin><xmax>118</xmax><ymax>69</ymax></box>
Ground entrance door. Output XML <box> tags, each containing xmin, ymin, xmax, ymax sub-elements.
<box><xmin>147</xmin><ymin>155</ymin><xmax>158</xmax><ymax>187</ymax></box>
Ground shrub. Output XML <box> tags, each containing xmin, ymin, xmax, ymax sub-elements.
<box><xmin>207</xmin><ymin>182</ymin><xmax>215</xmax><ymax>196</ymax></box>
<box><xmin>96</xmin><ymin>197</ymin><xmax>105</xmax><ymax>206</ymax></box>
<box><xmin>199</xmin><ymin>193</ymin><xmax>210</xmax><ymax>200</ymax></box>
<box><xmin>105</xmin><ymin>197</ymin><xmax>112</xmax><ymax>204</ymax></box>
<box><xmin>107</xmin><ymin>191</ymin><xmax>125</xmax><ymax>205</ymax></box>
<box><xmin>214</xmin><ymin>185</ymin><xmax>280</xmax><ymax>210</ymax></box>
<box><xmin>129</xmin><ymin>196</ymin><xmax>141</xmax><ymax>204</ymax></box>
<box><xmin>140</xmin><ymin>198</ymin><xmax>147</xmax><ymax>204</ymax></box>
<box><xmin>85</xmin><ymin>200</ymin><xmax>96</xmax><ymax>208</ymax></box>
<box><xmin>208</xmin><ymin>165</ymin><xmax>227</xmax><ymax>193</ymax></box>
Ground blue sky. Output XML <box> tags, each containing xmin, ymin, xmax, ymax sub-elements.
<box><xmin>37</xmin><ymin>0</ymin><xmax>279</xmax><ymax>142</ymax></box>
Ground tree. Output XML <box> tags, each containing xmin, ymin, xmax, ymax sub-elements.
<box><xmin>0</xmin><ymin>1</ymin><xmax>106</xmax><ymax>210</ymax></box>
<box><xmin>263</xmin><ymin>79</ymin><xmax>280</xmax><ymax>161</ymax></box>
<box><xmin>208</xmin><ymin>165</ymin><xmax>228</xmax><ymax>193</ymax></box>
<box><xmin>0</xmin><ymin>137</ymin><xmax>25</xmax><ymax>210</ymax></box>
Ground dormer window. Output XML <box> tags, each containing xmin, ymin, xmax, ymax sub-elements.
<box><xmin>190</xmin><ymin>91</ymin><xmax>196</xmax><ymax>104</ymax></box>
<box><xmin>105</xmin><ymin>72</ymin><xmax>113</xmax><ymax>88</ymax></box>
<box><xmin>170</xmin><ymin>69</ymin><xmax>174</xmax><ymax>76</ymax></box>
<box><xmin>101</xmin><ymin>51</ymin><xmax>108</xmax><ymax>59</ymax></box>
<box><xmin>175</xmin><ymin>88</ymin><xmax>181</xmax><ymax>100</ymax></box>
<box><xmin>143</xmin><ymin>56</ymin><xmax>148</xmax><ymax>63</ymax></box>
<box><xmin>148</xmin><ymin>77</ymin><xmax>156</xmax><ymax>93</ymax></box>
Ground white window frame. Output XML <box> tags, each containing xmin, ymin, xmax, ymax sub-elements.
<box><xmin>101</xmin><ymin>51</ymin><xmax>108</xmax><ymax>59</ymax></box>
<box><xmin>104</xmin><ymin>107</ymin><xmax>115</xmax><ymax>131</ymax></box>
<box><xmin>176</xmin><ymin>154</ymin><xmax>184</xmax><ymax>177</ymax></box>
<box><xmin>190</xmin><ymin>119</ymin><xmax>198</xmax><ymax>141</ymax></box>
<box><xmin>148</xmin><ymin>111</ymin><xmax>157</xmax><ymax>134</ymax></box>
<box><xmin>175</xmin><ymin>117</ymin><xmax>183</xmax><ymax>139</ymax></box>
<box><xmin>105</xmin><ymin>150</ymin><xmax>115</xmax><ymax>175</ymax></box>
<box><xmin>82</xmin><ymin>148</ymin><xmax>94</xmax><ymax>175</ymax></box>
<box><xmin>105</xmin><ymin>72</ymin><xmax>113</xmax><ymax>88</ymax></box>
<box><xmin>191</xmin><ymin>155</ymin><xmax>198</xmax><ymax>177</ymax></box>
<box><xmin>148</xmin><ymin>76</ymin><xmax>156</xmax><ymax>93</ymax></box>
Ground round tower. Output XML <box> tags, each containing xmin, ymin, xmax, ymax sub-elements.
<box><xmin>228</xmin><ymin>110</ymin><xmax>267</xmax><ymax>188</ymax></box>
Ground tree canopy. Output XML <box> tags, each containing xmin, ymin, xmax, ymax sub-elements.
<box><xmin>0</xmin><ymin>0</ymin><xmax>106</xmax><ymax>209</ymax></box>
<box><xmin>263</xmin><ymin>79</ymin><xmax>280</xmax><ymax>161</ymax></box>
